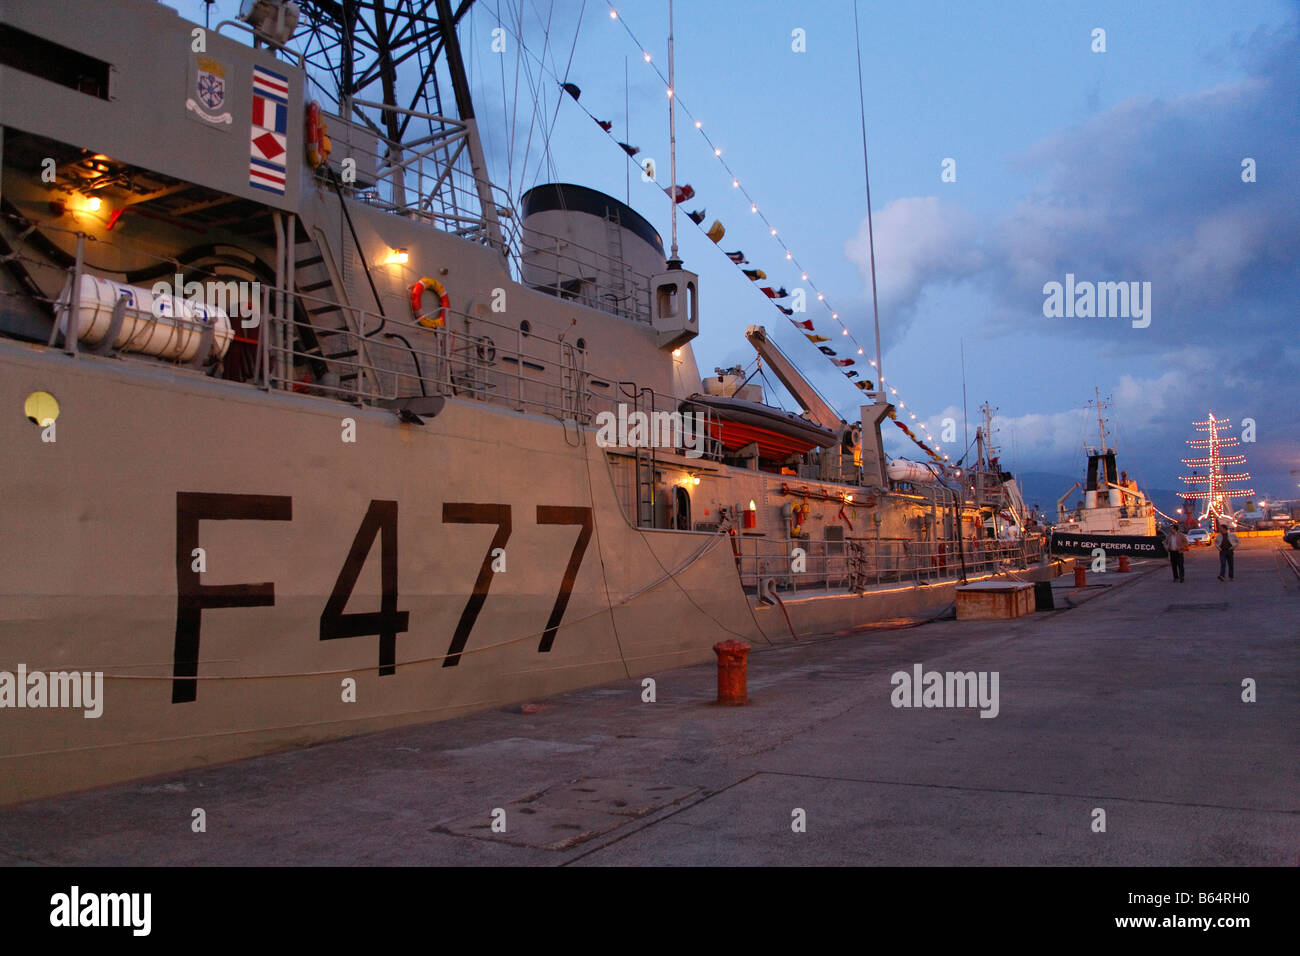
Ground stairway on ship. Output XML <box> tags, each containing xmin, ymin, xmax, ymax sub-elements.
<box><xmin>292</xmin><ymin>229</ymin><xmax>364</xmax><ymax>395</ymax></box>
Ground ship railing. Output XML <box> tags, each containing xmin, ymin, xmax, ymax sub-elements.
<box><xmin>214</xmin><ymin>20</ymin><xmax>306</xmax><ymax>68</ymax></box>
<box><xmin>262</xmin><ymin>299</ymin><xmax>591</xmax><ymax>421</ymax></box>
<box><xmin>795</xmin><ymin>451</ymin><xmax>862</xmax><ymax>486</ymax></box>
<box><xmin>315</xmin><ymin>100</ymin><xmax>501</xmax><ymax>248</ymax></box>
<box><xmin>516</xmin><ymin>232</ymin><xmax>655</xmax><ymax>325</ymax></box>
<box><xmin>321</xmin><ymin>125</ymin><xmax>654</xmax><ymax>324</ymax></box>
<box><xmin>586</xmin><ymin>383</ymin><xmax>726</xmax><ymax>463</ymax></box>
<box><xmin>731</xmin><ymin>534</ymin><xmax>1044</xmax><ymax>594</ymax></box>
<box><xmin>261</xmin><ymin>290</ymin><xmax>703</xmax><ymax>431</ymax></box>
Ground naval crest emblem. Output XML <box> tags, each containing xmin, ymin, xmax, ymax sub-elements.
<box><xmin>197</xmin><ymin>58</ymin><xmax>225</xmax><ymax>110</ymax></box>
<box><xmin>186</xmin><ymin>56</ymin><xmax>233</xmax><ymax>128</ymax></box>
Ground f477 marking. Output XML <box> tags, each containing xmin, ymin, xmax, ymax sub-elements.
<box><xmin>171</xmin><ymin>494</ymin><xmax>592</xmax><ymax>701</ymax></box>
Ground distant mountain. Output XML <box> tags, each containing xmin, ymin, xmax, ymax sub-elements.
<box><xmin>1011</xmin><ymin>471</ymin><xmax>1187</xmax><ymax>522</ymax></box>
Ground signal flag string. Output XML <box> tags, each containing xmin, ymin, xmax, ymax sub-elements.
<box><xmin>602</xmin><ymin>3</ymin><xmax>949</xmax><ymax>463</ymax></box>
<box><xmin>487</xmin><ymin>4</ymin><xmax>950</xmax><ymax>463</ymax></box>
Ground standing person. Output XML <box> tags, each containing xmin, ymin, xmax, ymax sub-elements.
<box><xmin>1165</xmin><ymin>525</ymin><xmax>1188</xmax><ymax>582</ymax></box>
<box><xmin>1214</xmin><ymin>522</ymin><xmax>1240</xmax><ymax>581</ymax></box>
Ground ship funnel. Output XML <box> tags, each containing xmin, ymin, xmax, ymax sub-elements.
<box><xmin>521</xmin><ymin>184</ymin><xmax>666</xmax><ymax>323</ymax></box>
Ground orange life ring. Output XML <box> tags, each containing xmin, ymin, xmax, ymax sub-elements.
<box><xmin>410</xmin><ymin>276</ymin><xmax>449</xmax><ymax>329</ymax></box>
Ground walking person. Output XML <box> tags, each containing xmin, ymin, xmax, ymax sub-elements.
<box><xmin>1165</xmin><ymin>525</ymin><xmax>1188</xmax><ymax>582</ymax></box>
<box><xmin>1214</xmin><ymin>522</ymin><xmax>1240</xmax><ymax>581</ymax></box>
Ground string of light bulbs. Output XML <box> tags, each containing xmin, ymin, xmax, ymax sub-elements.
<box><xmin>604</xmin><ymin>3</ymin><xmax>950</xmax><ymax>462</ymax></box>
<box><xmin>484</xmin><ymin>3</ymin><xmax>950</xmax><ymax>461</ymax></box>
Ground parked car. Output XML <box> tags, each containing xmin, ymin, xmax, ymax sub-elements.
<box><xmin>1284</xmin><ymin>525</ymin><xmax>1300</xmax><ymax>550</ymax></box>
<box><xmin>1186</xmin><ymin>528</ymin><xmax>1211</xmax><ymax>547</ymax></box>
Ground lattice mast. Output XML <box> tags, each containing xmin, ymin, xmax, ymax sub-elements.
<box><xmin>293</xmin><ymin>0</ymin><xmax>502</xmax><ymax>252</ymax></box>
<box><xmin>1179</xmin><ymin>411</ymin><xmax>1253</xmax><ymax>523</ymax></box>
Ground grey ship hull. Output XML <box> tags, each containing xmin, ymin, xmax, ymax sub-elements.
<box><xmin>0</xmin><ymin>0</ymin><xmax>1061</xmax><ymax>803</ymax></box>
<box><xmin>0</xmin><ymin>336</ymin><xmax>1061</xmax><ymax>804</ymax></box>
<box><xmin>1</xmin><ymin>339</ymin><xmax>768</xmax><ymax>803</ymax></box>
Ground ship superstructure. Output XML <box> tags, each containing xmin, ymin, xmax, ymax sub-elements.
<box><xmin>0</xmin><ymin>0</ymin><xmax>1060</xmax><ymax>803</ymax></box>
<box><xmin>1050</xmin><ymin>391</ymin><xmax>1162</xmax><ymax>558</ymax></box>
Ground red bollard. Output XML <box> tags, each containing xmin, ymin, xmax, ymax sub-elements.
<box><xmin>713</xmin><ymin>640</ymin><xmax>751</xmax><ymax>705</ymax></box>
<box><xmin>1073</xmin><ymin>566</ymin><xmax>1087</xmax><ymax>588</ymax></box>
<box><xmin>1118</xmin><ymin>555</ymin><xmax>1130</xmax><ymax>573</ymax></box>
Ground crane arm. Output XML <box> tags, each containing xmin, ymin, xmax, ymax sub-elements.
<box><xmin>1056</xmin><ymin>482</ymin><xmax>1080</xmax><ymax>521</ymax></box>
<box><xmin>744</xmin><ymin>325</ymin><xmax>842</xmax><ymax>430</ymax></box>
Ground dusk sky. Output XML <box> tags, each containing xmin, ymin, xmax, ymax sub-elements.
<box><xmin>176</xmin><ymin>0</ymin><xmax>1299</xmax><ymax>500</ymax></box>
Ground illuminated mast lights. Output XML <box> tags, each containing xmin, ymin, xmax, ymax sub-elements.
<box><xmin>1179</xmin><ymin>411</ymin><xmax>1253</xmax><ymax>524</ymax></box>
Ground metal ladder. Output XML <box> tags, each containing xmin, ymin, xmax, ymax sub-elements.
<box><xmin>603</xmin><ymin>210</ymin><xmax>629</xmax><ymax>318</ymax></box>
<box><xmin>633</xmin><ymin>386</ymin><xmax>657</xmax><ymax>527</ymax></box>
<box><xmin>293</xmin><ymin>229</ymin><xmax>365</xmax><ymax>395</ymax></box>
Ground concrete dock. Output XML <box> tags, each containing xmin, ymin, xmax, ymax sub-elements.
<box><xmin>2</xmin><ymin>540</ymin><xmax>1296</xmax><ymax>866</ymax></box>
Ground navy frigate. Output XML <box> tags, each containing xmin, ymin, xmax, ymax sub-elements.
<box><xmin>0</xmin><ymin>0</ymin><xmax>1060</xmax><ymax>803</ymax></box>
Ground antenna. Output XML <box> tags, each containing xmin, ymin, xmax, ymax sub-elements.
<box><xmin>667</xmin><ymin>0</ymin><xmax>679</xmax><ymax>262</ymax></box>
<box><xmin>1095</xmin><ymin>386</ymin><xmax>1107</xmax><ymax>451</ymax></box>
<box><xmin>625</xmin><ymin>56</ymin><xmax>630</xmax><ymax>205</ymax></box>
<box><xmin>960</xmin><ymin>338</ymin><xmax>969</xmax><ymax>464</ymax></box>
<box><xmin>852</xmin><ymin>0</ymin><xmax>883</xmax><ymax>392</ymax></box>
<box><xmin>1084</xmin><ymin>388</ymin><xmax>1113</xmax><ymax>455</ymax></box>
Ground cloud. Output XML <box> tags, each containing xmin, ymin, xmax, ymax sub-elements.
<box><xmin>843</xmin><ymin>196</ymin><xmax>985</xmax><ymax>329</ymax></box>
<box><xmin>839</xmin><ymin>13</ymin><xmax>1300</xmax><ymax>490</ymax></box>
<box><xmin>839</xmin><ymin>13</ymin><xmax>1298</xmax><ymax>347</ymax></box>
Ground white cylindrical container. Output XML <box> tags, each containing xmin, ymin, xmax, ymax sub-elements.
<box><xmin>1109</xmin><ymin>488</ymin><xmax>1123</xmax><ymax>507</ymax></box>
<box><xmin>56</xmin><ymin>274</ymin><xmax>233</xmax><ymax>361</ymax></box>
<box><xmin>1085</xmin><ymin>490</ymin><xmax>1098</xmax><ymax>508</ymax></box>
<box><xmin>887</xmin><ymin>459</ymin><xmax>941</xmax><ymax>484</ymax></box>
